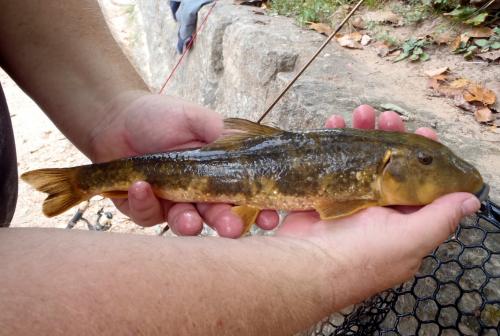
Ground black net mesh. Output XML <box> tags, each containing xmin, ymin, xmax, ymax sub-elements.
<box><xmin>307</xmin><ymin>199</ymin><xmax>500</xmax><ymax>336</ymax></box>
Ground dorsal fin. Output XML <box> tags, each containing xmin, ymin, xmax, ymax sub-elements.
<box><xmin>223</xmin><ymin>118</ymin><xmax>283</xmax><ymax>137</ymax></box>
<box><xmin>203</xmin><ymin>118</ymin><xmax>283</xmax><ymax>151</ymax></box>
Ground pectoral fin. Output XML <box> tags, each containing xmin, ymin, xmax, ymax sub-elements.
<box><xmin>231</xmin><ymin>205</ymin><xmax>260</xmax><ymax>236</ymax></box>
<box><xmin>314</xmin><ymin>200</ymin><xmax>377</xmax><ymax>220</ymax></box>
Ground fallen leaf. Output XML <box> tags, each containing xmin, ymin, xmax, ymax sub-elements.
<box><xmin>432</xmin><ymin>31</ymin><xmax>456</xmax><ymax>45</ymax></box>
<box><xmin>476</xmin><ymin>50</ymin><xmax>500</xmax><ymax>62</ymax></box>
<box><xmin>308</xmin><ymin>22</ymin><xmax>333</xmax><ymax>36</ymax></box>
<box><xmin>424</xmin><ymin>67</ymin><xmax>449</xmax><ymax>77</ymax></box>
<box><xmin>451</xmin><ymin>34</ymin><xmax>470</xmax><ymax>51</ymax></box>
<box><xmin>450</xmin><ymin>78</ymin><xmax>470</xmax><ymax>89</ymax></box>
<box><xmin>474</xmin><ymin>107</ymin><xmax>493</xmax><ymax>122</ymax></box>
<box><xmin>336</xmin><ymin>33</ymin><xmax>363</xmax><ymax>49</ymax></box>
<box><xmin>375</xmin><ymin>41</ymin><xmax>390</xmax><ymax>57</ymax></box>
<box><xmin>467</xmin><ymin>27</ymin><xmax>493</xmax><ymax>38</ymax></box>
<box><xmin>349</xmin><ymin>31</ymin><xmax>362</xmax><ymax>42</ymax></box>
<box><xmin>361</xmin><ymin>34</ymin><xmax>371</xmax><ymax>46</ymax></box>
<box><xmin>453</xmin><ymin>95</ymin><xmax>477</xmax><ymax>112</ymax></box>
<box><xmin>464</xmin><ymin>84</ymin><xmax>496</xmax><ymax>105</ymax></box>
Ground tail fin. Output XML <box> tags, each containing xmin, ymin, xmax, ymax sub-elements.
<box><xmin>21</xmin><ymin>168</ymin><xmax>85</xmax><ymax>217</ymax></box>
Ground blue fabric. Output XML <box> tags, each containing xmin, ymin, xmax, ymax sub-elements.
<box><xmin>169</xmin><ymin>0</ymin><xmax>215</xmax><ymax>53</ymax></box>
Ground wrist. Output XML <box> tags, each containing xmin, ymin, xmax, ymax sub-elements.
<box><xmin>86</xmin><ymin>89</ymin><xmax>150</xmax><ymax>162</ymax></box>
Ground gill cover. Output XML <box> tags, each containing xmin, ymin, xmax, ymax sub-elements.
<box><xmin>378</xmin><ymin>140</ymin><xmax>484</xmax><ymax>206</ymax></box>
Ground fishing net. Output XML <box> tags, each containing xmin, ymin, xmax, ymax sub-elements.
<box><xmin>306</xmin><ymin>199</ymin><xmax>500</xmax><ymax>336</ymax></box>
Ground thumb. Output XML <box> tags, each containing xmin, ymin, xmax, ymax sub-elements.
<box><xmin>404</xmin><ymin>193</ymin><xmax>481</xmax><ymax>254</ymax></box>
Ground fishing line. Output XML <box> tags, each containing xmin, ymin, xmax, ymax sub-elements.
<box><xmin>257</xmin><ymin>0</ymin><xmax>365</xmax><ymax>123</ymax></box>
<box><xmin>159</xmin><ymin>1</ymin><xmax>218</xmax><ymax>94</ymax></box>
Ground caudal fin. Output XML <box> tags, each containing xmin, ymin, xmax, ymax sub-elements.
<box><xmin>21</xmin><ymin>168</ymin><xmax>85</xmax><ymax>217</ymax></box>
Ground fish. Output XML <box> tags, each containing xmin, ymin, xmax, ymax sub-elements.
<box><xmin>21</xmin><ymin>118</ymin><xmax>488</xmax><ymax>232</ymax></box>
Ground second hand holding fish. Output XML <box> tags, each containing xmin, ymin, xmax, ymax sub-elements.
<box><xmin>86</xmin><ymin>92</ymin><xmax>280</xmax><ymax>237</ymax></box>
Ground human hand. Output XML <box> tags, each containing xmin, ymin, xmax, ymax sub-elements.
<box><xmin>90</xmin><ymin>91</ymin><xmax>279</xmax><ymax>237</ymax></box>
<box><xmin>277</xmin><ymin>105</ymin><xmax>481</xmax><ymax>304</ymax></box>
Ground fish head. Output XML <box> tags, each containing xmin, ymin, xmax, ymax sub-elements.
<box><xmin>378</xmin><ymin>134</ymin><xmax>486</xmax><ymax>206</ymax></box>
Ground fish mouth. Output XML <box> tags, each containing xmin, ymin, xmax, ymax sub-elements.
<box><xmin>474</xmin><ymin>183</ymin><xmax>489</xmax><ymax>202</ymax></box>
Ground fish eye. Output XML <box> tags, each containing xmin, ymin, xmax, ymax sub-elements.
<box><xmin>417</xmin><ymin>152</ymin><xmax>433</xmax><ymax>165</ymax></box>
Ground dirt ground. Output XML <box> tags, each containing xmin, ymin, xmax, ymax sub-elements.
<box><xmin>2</xmin><ymin>69</ymin><xmax>159</xmax><ymax>235</ymax></box>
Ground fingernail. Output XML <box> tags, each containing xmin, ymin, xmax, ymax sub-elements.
<box><xmin>133</xmin><ymin>183</ymin><xmax>148</xmax><ymax>201</ymax></box>
<box><xmin>461</xmin><ymin>196</ymin><xmax>481</xmax><ymax>216</ymax></box>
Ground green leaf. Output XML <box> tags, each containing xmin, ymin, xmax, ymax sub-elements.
<box><xmin>446</xmin><ymin>6</ymin><xmax>476</xmax><ymax>19</ymax></box>
<box><xmin>414</xmin><ymin>47</ymin><xmax>423</xmax><ymax>55</ymax></box>
<box><xmin>409</xmin><ymin>53</ymin><xmax>419</xmax><ymax>61</ymax></box>
<box><xmin>464</xmin><ymin>13</ymin><xmax>488</xmax><ymax>26</ymax></box>
<box><xmin>475</xmin><ymin>39</ymin><xmax>490</xmax><ymax>47</ymax></box>
<box><xmin>393</xmin><ymin>52</ymin><xmax>409</xmax><ymax>62</ymax></box>
<box><xmin>491</xmin><ymin>42</ymin><xmax>500</xmax><ymax>49</ymax></box>
<box><xmin>420</xmin><ymin>53</ymin><xmax>430</xmax><ymax>61</ymax></box>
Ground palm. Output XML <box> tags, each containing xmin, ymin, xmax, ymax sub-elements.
<box><xmin>91</xmin><ymin>94</ymin><xmax>221</xmax><ymax>162</ymax></box>
<box><xmin>89</xmin><ymin>93</ymin><xmax>278</xmax><ymax>237</ymax></box>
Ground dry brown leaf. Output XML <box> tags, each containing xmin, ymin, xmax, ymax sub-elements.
<box><xmin>477</xmin><ymin>50</ymin><xmax>500</xmax><ymax>62</ymax></box>
<box><xmin>450</xmin><ymin>78</ymin><xmax>471</xmax><ymax>89</ymax></box>
<box><xmin>474</xmin><ymin>107</ymin><xmax>493</xmax><ymax>122</ymax></box>
<box><xmin>432</xmin><ymin>32</ymin><xmax>456</xmax><ymax>45</ymax></box>
<box><xmin>424</xmin><ymin>67</ymin><xmax>449</xmax><ymax>77</ymax></box>
<box><xmin>467</xmin><ymin>27</ymin><xmax>493</xmax><ymax>38</ymax></box>
<box><xmin>308</xmin><ymin>22</ymin><xmax>333</xmax><ymax>36</ymax></box>
<box><xmin>453</xmin><ymin>95</ymin><xmax>477</xmax><ymax>112</ymax></box>
<box><xmin>375</xmin><ymin>41</ymin><xmax>390</xmax><ymax>57</ymax></box>
<box><xmin>451</xmin><ymin>34</ymin><xmax>470</xmax><ymax>51</ymax></box>
<box><xmin>427</xmin><ymin>74</ymin><xmax>448</xmax><ymax>91</ymax></box>
<box><xmin>464</xmin><ymin>84</ymin><xmax>496</xmax><ymax>105</ymax></box>
<box><xmin>336</xmin><ymin>33</ymin><xmax>363</xmax><ymax>49</ymax></box>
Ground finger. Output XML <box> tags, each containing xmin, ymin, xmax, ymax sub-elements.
<box><xmin>353</xmin><ymin>104</ymin><xmax>376</xmax><ymax>129</ymax></box>
<box><xmin>128</xmin><ymin>181</ymin><xmax>167</xmax><ymax>226</ymax></box>
<box><xmin>403</xmin><ymin>193</ymin><xmax>480</xmax><ymax>255</ymax></box>
<box><xmin>167</xmin><ymin>203</ymin><xmax>204</xmax><ymax>236</ymax></box>
<box><xmin>196</xmin><ymin>203</ymin><xmax>244</xmax><ymax>238</ymax></box>
<box><xmin>325</xmin><ymin>115</ymin><xmax>346</xmax><ymax>128</ymax></box>
<box><xmin>256</xmin><ymin>210</ymin><xmax>280</xmax><ymax>230</ymax></box>
<box><xmin>278</xmin><ymin>211</ymin><xmax>320</xmax><ymax>237</ymax></box>
<box><xmin>415</xmin><ymin>127</ymin><xmax>438</xmax><ymax>141</ymax></box>
<box><xmin>179</xmin><ymin>99</ymin><xmax>224</xmax><ymax>143</ymax></box>
<box><xmin>378</xmin><ymin>111</ymin><xmax>405</xmax><ymax>132</ymax></box>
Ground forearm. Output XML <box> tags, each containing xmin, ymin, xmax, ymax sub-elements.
<box><xmin>0</xmin><ymin>0</ymin><xmax>147</xmax><ymax>156</ymax></box>
<box><xmin>0</xmin><ymin>228</ymin><xmax>338</xmax><ymax>335</ymax></box>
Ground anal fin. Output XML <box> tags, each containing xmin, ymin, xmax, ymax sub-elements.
<box><xmin>315</xmin><ymin>200</ymin><xmax>377</xmax><ymax>220</ymax></box>
<box><xmin>231</xmin><ymin>205</ymin><xmax>260</xmax><ymax>236</ymax></box>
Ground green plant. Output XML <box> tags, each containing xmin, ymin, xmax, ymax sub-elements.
<box><xmin>445</xmin><ymin>6</ymin><xmax>489</xmax><ymax>25</ymax></box>
<box><xmin>375</xmin><ymin>32</ymin><xmax>399</xmax><ymax>47</ymax></box>
<box><xmin>454</xmin><ymin>27</ymin><xmax>500</xmax><ymax>59</ymax></box>
<box><xmin>270</xmin><ymin>0</ymin><xmax>382</xmax><ymax>25</ymax></box>
<box><xmin>394</xmin><ymin>37</ymin><xmax>430</xmax><ymax>62</ymax></box>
